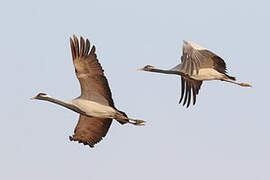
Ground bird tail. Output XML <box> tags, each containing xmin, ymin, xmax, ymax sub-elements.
<box><xmin>117</xmin><ymin>110</ymin><xmax>128</xmax><ymax>125</ymax></box>
<box><xmin>124</xmin><ymin>117</ymin><xmax>146</xmax><ymax>126</ymax></box>
<box><xmin>115</xmin><ymin>110</ymin><xmax>145</xmax><ymax>126</ymax></box>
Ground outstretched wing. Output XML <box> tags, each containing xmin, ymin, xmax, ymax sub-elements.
<box><xmin>69</xmin><ymin>36</ymin><xmax>115</xmax><ymax>147</ymax></box>
<box><xmin>69</xmin><ymin>115</ymin><xmax>112</xmax><ymax>147</ymax></box>
<box><xmin>181</xmin><ymin>40</ymin><xmax>228</xmax><ymax>75</ymax></box>
<box><xmin>70</xmin><ymin>35</ymin><xmax>114</xmax><ymax>107</ymax></box>
<box><xmin>179</xmin><ymin>77</ymin><xmax>202</xmax><ymax>108</ymax></box>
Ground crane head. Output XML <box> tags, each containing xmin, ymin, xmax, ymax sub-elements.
<box><xmin>137</xmin><ymin>65</ymin><xmax>154</xmax><ymax>71</ymax></box>
<box><xmin>30</xmin><ymin>93</ymin><xmax>50</xmax><ymax>100</ymax></box>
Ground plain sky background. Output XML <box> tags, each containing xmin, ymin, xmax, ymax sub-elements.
<box><xmin>1</xmin><ymin>0</ymin><xmax>269</xmax><ymax>179</ymax></box>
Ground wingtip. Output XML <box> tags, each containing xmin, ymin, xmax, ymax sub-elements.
<box><xmin>69</xmin><ymin>37</ymin><xmax>73</xmax><ymax>45</ymax></box>
<box><xmin>183</xmin><ymin>40</ymin><xmax>189</xmax><ymax>44</ymax></box>
<box><xmin>73</xmin><ymin>35</ymin><xmax>79</xmax><ymax>42</ymax></box>
<box><xmin>90</xmin><ymin>45</ymin><xmax>96</xmax><ymax>54</ymax></box>
<box><xmin>80</xmin><ymin>36</ymin><xmax>84</xmax><ymax>42</ymax></box>
<box><xmin>69</xmin><ymin>135</ymin><xmax>95</xmax><ymax>148</ymax></box>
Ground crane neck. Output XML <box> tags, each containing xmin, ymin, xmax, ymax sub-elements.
<box><xmin>38</xmin><ymin>96</ymin><xmax>85</xmax><ymax>115</ymax></box>
<box><xmin>148</xmin><ymin>68</ymin><xmax>180</xmax><ymax>75</ymax></box>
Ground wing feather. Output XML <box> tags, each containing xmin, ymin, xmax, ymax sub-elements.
<box><xmin>179</xmin><ymin>77</ymin><xmax>202</xmax><ymax>107</ymax></box>
<box><xmin>192</xmin><ymin>86</ymin><xmax>196</xmax><ymax>105</ymax></box>
<box><xmin>183</xmin><ymin>80</ymin><xmax>190</xmax><ymax>106</ymax></box>
<box><xmin>73</xmin><ymin>36</ymin><xmax>79</xmax><ymax>58</ymax></box>
<box><xmin>182</xmin><ymin>41</ymin><xmax>228</xmax><ymax>74</ymax></box>
<box><xmin>70</xmin><ymin>35</ymin><xmax>115</xmax><ymax>107</ymax></box>
<box><xmin>79</xmin><ymin>36</ymin><xmax>85</xmax><ymax>57</ymax></box>
<box><xmin>191</xmin><ymin>80</ymin><xmax>202</xmax><ymax>105</ymax></box>
<box><xmin>179</xmin><ymin>77</ymin><xmax>185</xmax><ymax>103</ymax></box>
<box><xmin>85</xmin><ymin>39</ymin><xmax>91</xmax><ymax>56</ymax></box>
<box><xmin>69</xmin><ymin>115</ymin><xmax>112</xmax><ymax>147</ymax></box>
<box><xmin>180</xmin><ymin>54</ymin><xmax>188</xmax><ymax>74</ymax></box>
<box><xmin>187</xmin><ymin>83</ymin><xmax>192</xmax><ymax>108</ymax></box>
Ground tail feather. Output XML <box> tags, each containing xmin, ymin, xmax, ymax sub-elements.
<box><xmin>115</xmin><ymin>109</ymin><xmax>145</xmax><ymax>125</ymax></box>
<box><xmin>117</xmin><ymin>110</ymin><xmax>128</xmax><ymax>125</ymax></box>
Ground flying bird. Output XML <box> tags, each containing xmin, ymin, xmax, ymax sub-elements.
<box><xmin>31</xmin><ymin>35</ymin><xmax>145</xmax><ymax>148</ymax></box>
<box><xmin>137</xmin><ymin>40</ymin><xmax>251</xmax><ymax>108</ymax></box>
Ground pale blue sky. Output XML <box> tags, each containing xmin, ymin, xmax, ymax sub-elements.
<box><xmin>1</xmin><ymin>0</ymin><xmax>270</xmax><ymax>179</ymax></box>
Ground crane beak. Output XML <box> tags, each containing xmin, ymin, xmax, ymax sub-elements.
<box><xmin>30</xmin><ymin>96</ymin><xmax>37</xmax><ymax>100</ymax></box>
<box><xmin>136</xmin><ymin>67</ymin><xmax>144</xmax><ymax>71</ymax></box>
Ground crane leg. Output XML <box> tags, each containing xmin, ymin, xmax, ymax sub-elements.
<box><xmin>222</xmin><ymin>79</ymin><xmax>252</xmax><ymax>87</ymax></box>
<box><xmin>117</xmin><ymin>118</ymin><xmax>145</xmax><ymax>126</ymax></box>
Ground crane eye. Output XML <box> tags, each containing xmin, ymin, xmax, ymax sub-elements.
<box><xmin>37</xmin><ymin>93</ymin><xmax>46</xmax><ymax>96</ymax></box>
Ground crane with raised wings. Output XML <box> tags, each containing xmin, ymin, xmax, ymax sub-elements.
<box><xmin>31</xmin><ymin>35</ymin><xmax>145</xmax><ymax>148</ymax></box>
<box><xmin>137</xmin><ymin>40</ymin><xmax>251</xmax><ymax>108</ymax></box>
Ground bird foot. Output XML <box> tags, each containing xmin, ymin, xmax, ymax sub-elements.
<box><xmin>130</xmin><ymin>119</ymin><xmax>146</xmax><ymax>126</ymax></box>
<box><xmin>240</xmin><ymin>83</ymin><xmax>252</xmax><ymax>87</ymax></box>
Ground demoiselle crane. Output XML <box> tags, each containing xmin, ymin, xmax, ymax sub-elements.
<box><xmin>31</xmin><ymin>35</ymin><xmax>145</xmax><ymax>147</ymax></box>
<box><xmin>137</xmin><ymin>40</ymin><xmax>251</xmax><ymax>108</ymax></box>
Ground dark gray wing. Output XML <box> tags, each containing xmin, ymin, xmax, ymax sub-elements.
<box><xmin>70</xmin><ymin>35</ymin><xmax>114</xmax><ymax>107</ymax></box>
<box><xmin>179</xmin><ymin>77</ymin><xmax>202</xmax><ymax>108</ymax></box>
<box><xmin>69</xmin><ymin>115</ymin><xmax>112</xmax><ymax>147</ymax></box>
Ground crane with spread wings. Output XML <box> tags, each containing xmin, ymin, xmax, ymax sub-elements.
<box><xmin>31</xmin><ymin>35</ymin><xmax>145</xmax><ymax>148</ymax></box>
<box><xmin>137</xmin><ymin>40</ymin><xmax>251</xmax><ymax>108</ymax></box>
